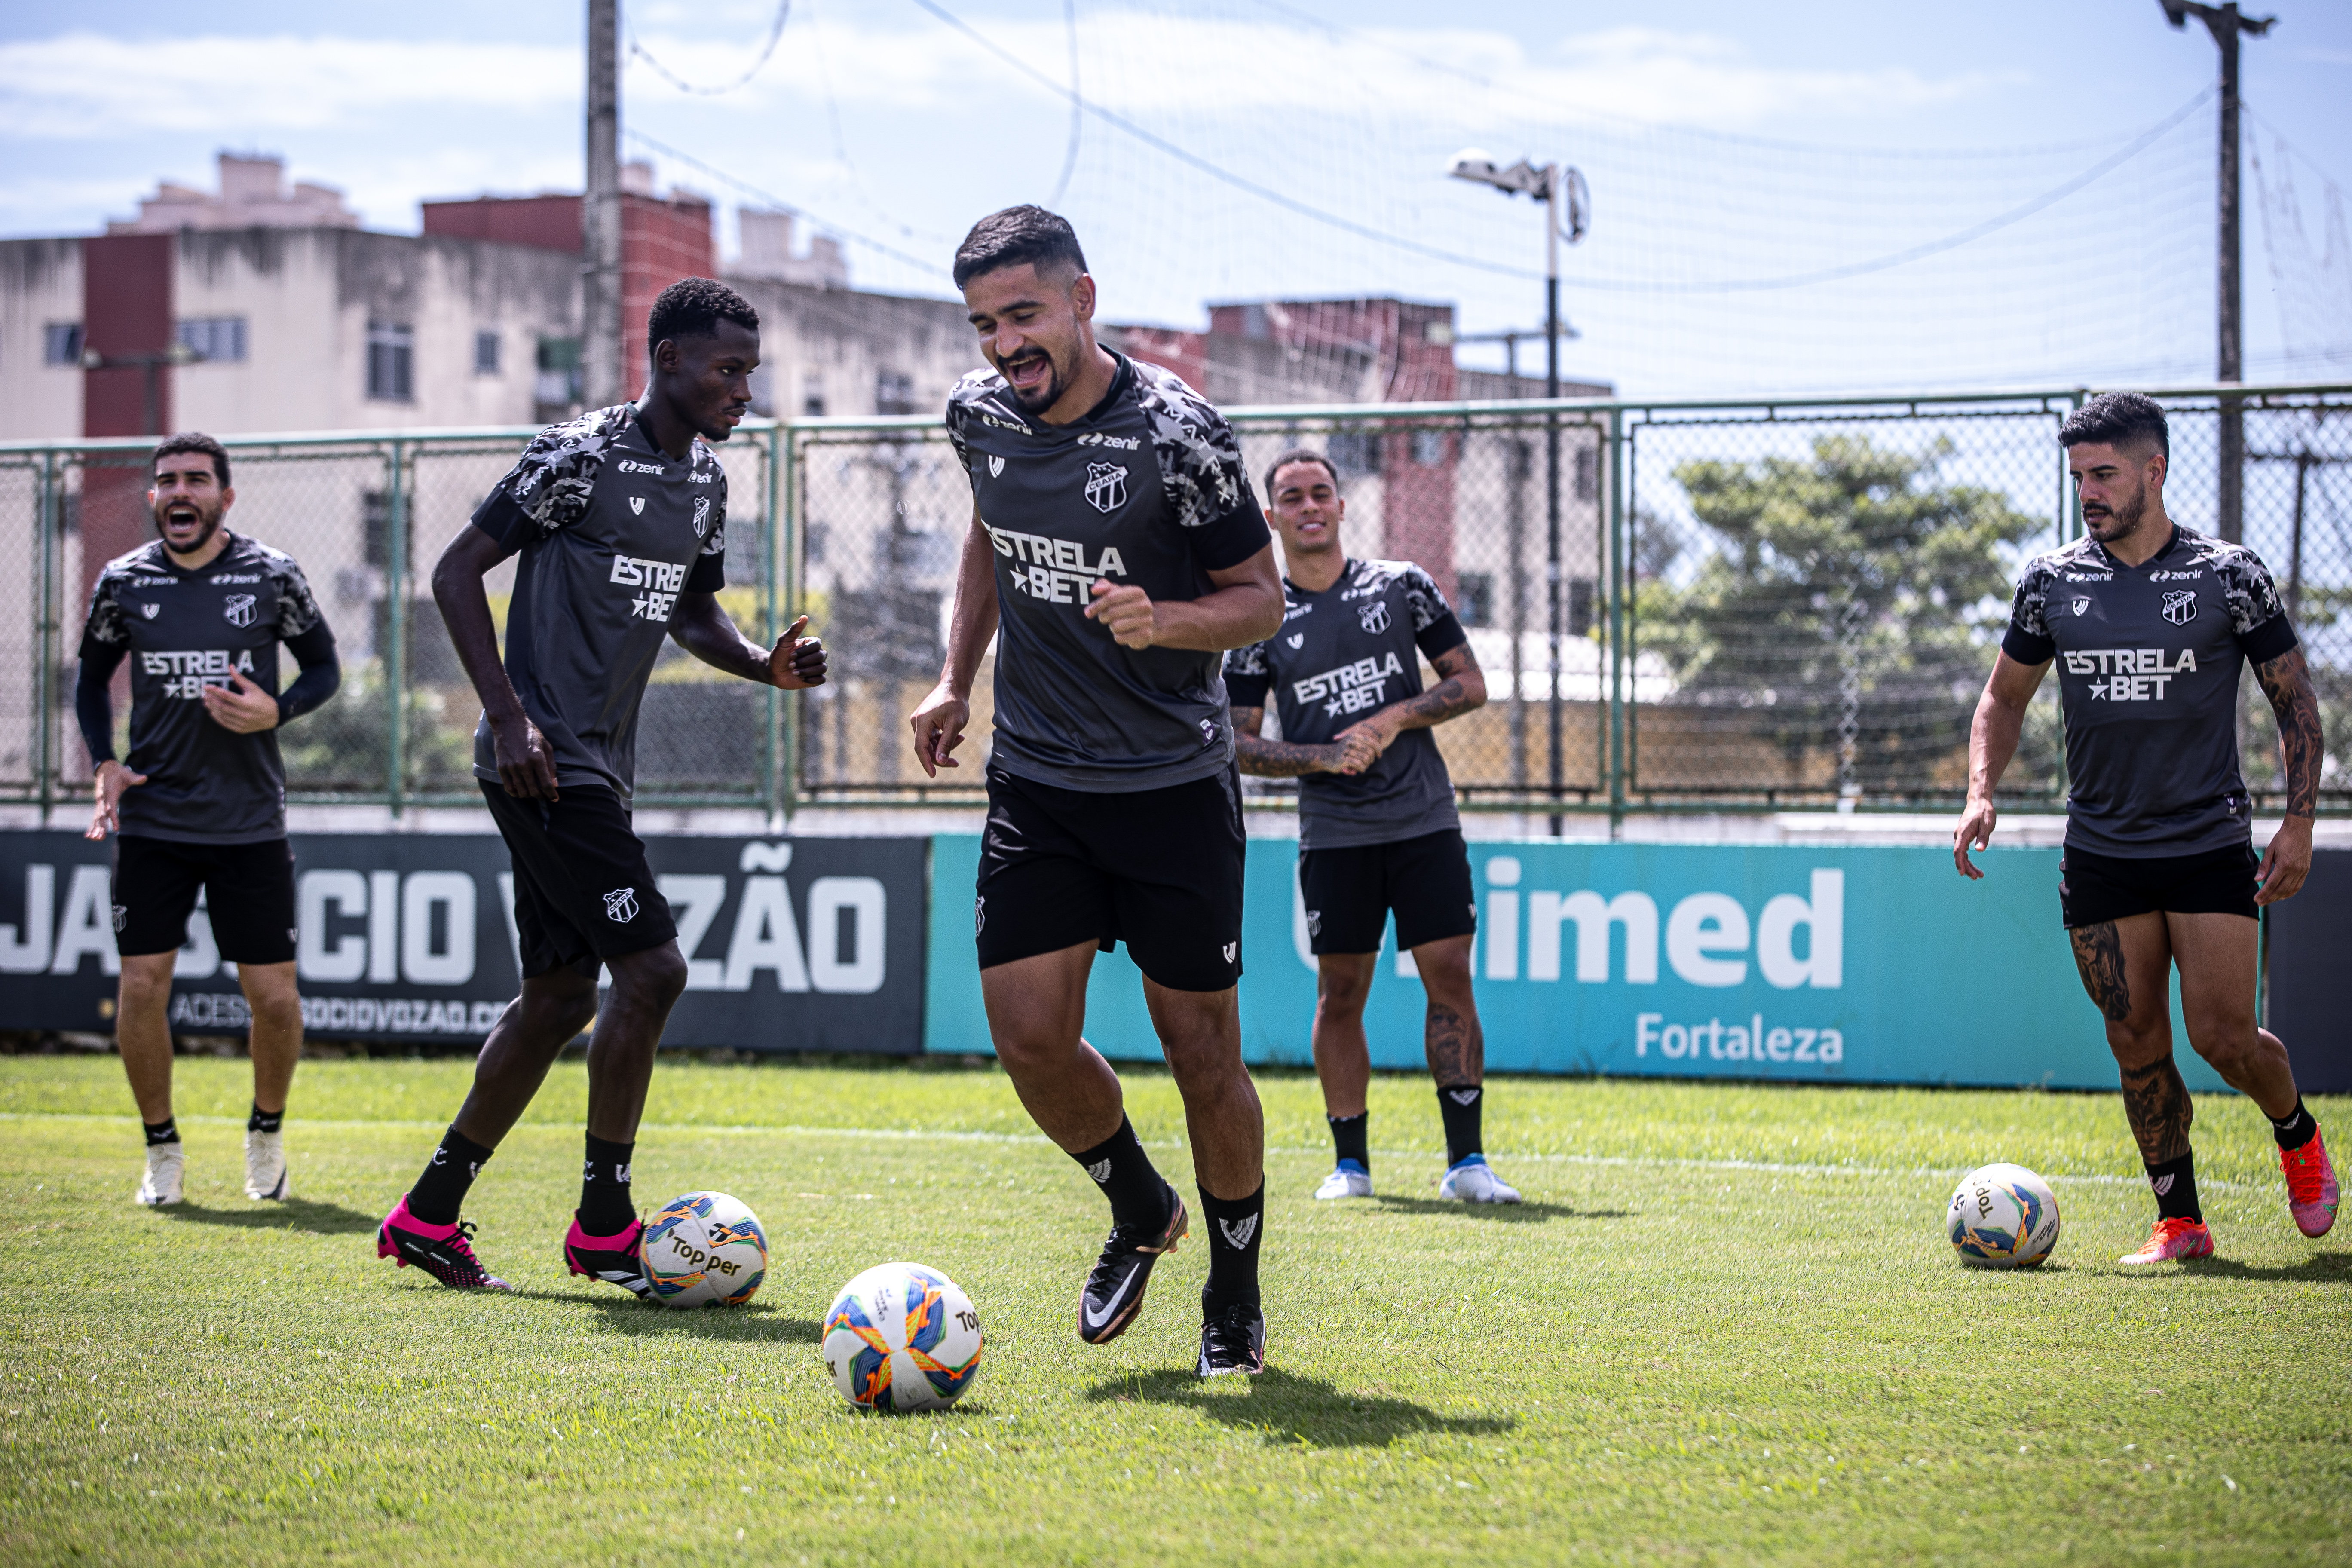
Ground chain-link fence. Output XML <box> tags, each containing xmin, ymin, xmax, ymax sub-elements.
<box><xmin>6</xmin><ymin>383</ymin><xmax>2346</xmax><ymax>817</ymax></box>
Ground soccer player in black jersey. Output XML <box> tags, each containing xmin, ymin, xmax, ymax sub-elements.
<box><xmin>907</xmin><ymin>208</ymin><xmax>1285</xmax><ymax>1376</ymax></box>
<box><xmin>1226</xmin><ymin>451</ymin><xmax>1520</xmax><ymax>1205</ymax></box>
<box><xmin>377</xmin><ymin>279</ymin><xmax>827</xmax><ymax>1293</ymax></box>
<box><xmin>1957</xmin><ymin>392</ymin><xmax>2335</xmax><ymax>1262</ymax></box>
<box><xmin>78</xmin><ymin>432</ymin><xmax>341</xmax><ymax>1208</ymax></box>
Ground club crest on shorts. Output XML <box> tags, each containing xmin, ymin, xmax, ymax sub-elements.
<box><xmin>2162</xmin><ymin>590</ymin><xmax>2197</xmax><ymax>626</ymax></box>
<box><xmin>1305</xmin><ymin>909</ymin><xmax>1321</xmax><ymax>938</ymax></box>
<box><xmin>112</xmin><ymin>904</ymin><xmax>128</xmax><ymax>933</ymax></box>
<box><xmin>1222</xmin><ymin>941</ymin><xmax>1237</xmax><ymax>963</ymax></box>
<box><xmin>1358</xmin><ymin>600</ymin><xmax>1391</xmax><ymax>635</ymax></box>
<box><xmin>974</xmin><ymin>894</ymin><xmax>986</xmax><ymax>935</ymax></box>
<box><xmin>2070</xmin><ymin>596</ymin><xmax>2090</xmax><ymax>617</ymax></box>
<box><xmin>222</xmin><ymin>593</ymin><xmax>257</xmax><ymax>628</ymax></box>
<box><xmin>1084</xmin><ymin>461</ymin><xmax>1129</xmax><ymax>513</ymax></box>
<box><xmin>603</xmin><ymin>886</ymin><xmax>640</xmax><ymax>923</ymax></box>
<box><xmin>629</xmin><ymin>496</ymin><xmax>646</xmax><ymax>516</ymax></box>
<box><xmin>988</xmin><ymin>455</ymin><xmax>1006</xmax><ymax>478</ymax></box>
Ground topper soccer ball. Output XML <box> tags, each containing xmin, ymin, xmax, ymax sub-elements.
<box><xmin>823</xmin><ymin>1262</ymin><xmax>984</xmax><ymax>1412</ymax></box>
<box><xmin>641</xmin><ymin>1191</ymin><xmax>768</xmax><ymax>1307</ymax></box>
<box><xmin>1947</xmin><ymin>1163</ymin><xmax>2061</xmax><ymax>1268</ymax></box>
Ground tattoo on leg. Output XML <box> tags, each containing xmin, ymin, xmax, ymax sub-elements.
<box><xmin>2069</xmin><ymin>923</ymin><xmax>2132</xmax><ymax>1022</ymax></box>
<box><xmin>1425</xmin><ymin>1004</ymin><xmax>1476</xmax><ymax>1086</ymax></box>
<box><xmin>2119</xmin><ymin>1055</ymin><xmax>2195</xmax><ymax>1167</ymax></box>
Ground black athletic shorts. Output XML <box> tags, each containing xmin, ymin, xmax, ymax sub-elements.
<box><xmin>481</xmin><ymin>779</ymin><xmax>676</xmax><ymax>980</ymax></box>
<box><xmin>2059</xmin><ymin>842</ymin><xmax>2260</xmax><ymax>928</ymax></box>
<box><xmin>975</xmin><ymin>761</ymin><xmax>1246</xmax><ymax>993</ymax></box>
<box><xmin>1299</xmin><ymin>828</ymin><xmax>1479</xmax><ymax>956</ymax></box>
<box><xmin>111</xmin><ymin>834</ymin><xmax>297</xmax><ymax>964</ymax></box>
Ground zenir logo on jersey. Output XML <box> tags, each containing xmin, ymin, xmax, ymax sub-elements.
<box><xmin>2162</xmin><ymin>590</ymin><xmax>2197</xmax><ymax>626</ymax></box>
<box><xmin>1084</xmin><ymin>462</ymin><xmax>1129</xmax><ymax>514</ymax></box>
<box><xmin>222</xmin><ymin>593</ymin><xmax>257</xmax><ymax>628</ymax></box>
<box><xmin>1358</xmin><ymin>601</ymin><xmax>1391</xmax><ymax>635</ymax></box>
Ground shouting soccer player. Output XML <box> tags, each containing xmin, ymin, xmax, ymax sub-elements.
<box><xmin>377</xmin><ymin>279</ymin><xmax>827</xmax><ymax>1292</ymax></box>
<box><xmin>908</xmin><ymin>208</ymin><xmax>1285</xmax><ymax>1376</ymax></box>
<box><xmin>1957</xmin><ymin>392</ymin><xmax>2336</xmax><ymax>1262</ymax></box>
<box><xmin>79</xmin><ymin>433</ymin><xmax>341</xmax><ymax>1208</ymax></box>
<box><xmin>1226</xmin><ymin>450</ymin><xmax>1520</xmax><ymax>1205</ymax></box>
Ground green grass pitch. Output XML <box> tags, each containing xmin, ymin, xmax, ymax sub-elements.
<box><xmin>1</xmin><ymin>1056</ymin><xmax>2345</xmax><ymax>1566</ymax></box>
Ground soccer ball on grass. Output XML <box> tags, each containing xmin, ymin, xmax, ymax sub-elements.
<box><xmin>823</xmin><ymin>1262</ymin><xmax>984</xmax><ymax>1412</ymax></box>
<box><xmin>642</xmin><ymin>1191</ymin><xmax>768</xmax><ymax>1307</ymax></box>
<box><xmin>1946</xmin><ymin>1163</ymin><xmax>2061</xmax><ymax>1268</ymax></box>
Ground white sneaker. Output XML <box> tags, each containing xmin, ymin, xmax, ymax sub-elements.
<box><xmin>1436</xmin><ymin>1158</ymin><xmax>1521</xmax><ymax>1204</ymax></box>
<box><xmin>1314</xmin><ymin>1164</ymin><xmax>1374</xmax><ymax>1200</ymax></box>
<box><xmin>137</xmin><ymin>1142</ymin><xmax>186</xmax><ymax>1207</ymax></box>
<box><xmin>244</xmin><ymin>1129</ymin><xmax>292</xmax><ymax>1200</ymax></box>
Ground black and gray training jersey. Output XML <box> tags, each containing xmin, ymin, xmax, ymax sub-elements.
<box><xmin>1225</xmin><ymin>558</ymin><xmax>1468</xmax><ymax>850</ymax></box>
<box><xmin>2003</xmin><ymin>524</ymin><xmax>2297</xmax><ymax>856</ymax></box>
<box><xmin>946</xmin><ymin>351</ymin><xmax>1272</xmax><ymax>792</ymax></box>
<box><xmin>469</xmin><ymin>402</ymin><xmax>728</xmax><ymax>805</ymax></box>
<box><xmin>79</xmin><ymin>533</ymin><xmax>326</xmax><ymax>843</ymax></box>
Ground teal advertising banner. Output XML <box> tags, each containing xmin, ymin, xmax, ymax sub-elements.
<box><xmin>924</xmin><ymin>835</ymin><xmax>2226</xmax><ymax>1093</ymax></box>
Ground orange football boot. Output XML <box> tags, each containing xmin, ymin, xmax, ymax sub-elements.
<box><xmin>2280</xmin><ymin>1129</ymin><xmax>2340</xmax><ymax>1239</ymax></box>
<box><xmin>2118</xmin><ymin>1216</ymin><xmax>2214</xmax><ymax>1265</ymax></box>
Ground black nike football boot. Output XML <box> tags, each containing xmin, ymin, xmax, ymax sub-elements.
<box><xmin>1196</xmin><ymin>1297</ymin><xmax>1268</xmax><ymax>1378</ymax></box>
<box><xmin>1075</xmin><ymin>1185</ymin><xmax>1188</xmax><ymax>1346</ymax></box>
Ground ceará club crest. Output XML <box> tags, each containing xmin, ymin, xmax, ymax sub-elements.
<box><xmin>1084</xmin><ymin>462</ymin><xmax>1128</xmax><ymax>514</ymax></box>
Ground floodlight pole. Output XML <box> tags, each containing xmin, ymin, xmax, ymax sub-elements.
<box><xmin>2163</xmin><ymin>0</ymin><xmax>2276</xmax><ymax>542</ymax></box>
<box><xmin>1544</xmin><ymin>166</ymin><xmax>1564</xmax><ymax>836</ymax></box>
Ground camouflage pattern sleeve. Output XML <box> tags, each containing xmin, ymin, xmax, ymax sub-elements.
<box><xmin>944</xmin><ymin>385</ymin><xmax>972</xmax><ymax>477</ymax></box>
<box><xmin>1399</xmin><ymin>564</ymin><xmax>1454</xmax><ymax>633</ymax></box>
<box><xmin>265</xmin><ymin>548</ymin><xmax>326</xmax><ymax>639</ymax></box>
<box><xmin>2213</xmin><ymin>541</ymin><xmax>2288</xmax><ymax>636</ymax></box>
<box><xmin>499</xmin><ymin>404</ymin><xmax>631</xmax><ymax>532</ymax></box>
<box><xmin>2009</xmin><ymin>556</ymin><xmax>2055</xmax><ymax>643</ymax></box>
<box><xmin>1223</xmin><ymin>638</ymin><xmax>1275</xmax><ymax>707</ymax></box>
<box><xmin>699</xmin><ymin>443</ymin><xmax>728</xmax><ymax>564</ymax></box>
<box><xmin>83</xmin><ymin>563</ymin><xmax>128</xmax><ymax>646</ymax></box>
<box><xmin>1136</xmin><ymin>366</ymin><xmax>1255</xmax><ymax>530</ymax></box>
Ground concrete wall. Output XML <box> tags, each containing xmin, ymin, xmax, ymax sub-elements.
<box><xmin>723</xmin><ymin>277</ymin><xmax>978</xmax><ymax>421</ymax></box>
<box><xmin>0</xmin><ymin>240</ymin><xmax>83</xmax><ymax>440</ymax></box>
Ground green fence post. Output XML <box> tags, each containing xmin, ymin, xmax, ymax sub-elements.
<box><xmin>1607</xmin><ymin>407</ymin><xmax>1628</xmax><ymax>830</ymax></box>
<box><xmin>778</xmin><ymin>420</ymin><xmax>801</xmax><ymax>821</ymax></box>
<box><xmin>36</xmin><ymin>449</ymin><xmax>57</xmax><ymax>816</ymax></box>
<box><xmin>764</xmin><ymin>422</ymin><xmax>783</xmax><ymax>821</ymax></box>
<box><xmin>385</xmin><ymin>439</ymin><xmax>407</xmax><ymax>816</ymax></box>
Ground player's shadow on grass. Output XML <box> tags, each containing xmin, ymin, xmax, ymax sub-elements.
<box><xmin>2160</xmin><ymin>1253</ymin><xmax>2351</xmax><ymax>1284</ymax></box>
<box><xmin>1084</xmin><ymin>1367</ymin><xmax>1515</xmax><ymax>1449</ymax></box>
<box><xmin>1369</xmin><ymin>1196</ymin><xmax>1623</xmax><ymax>1224</ymax></box>
<box><xmin>154</xmin><ymin>1198</ymin><xmax>380</xmax><ymax>1236</ymax></box>
<box><xmin>508</xmin><ymin>1290</ymin><xmax>825</xmax><ymax>1342</ymax></box>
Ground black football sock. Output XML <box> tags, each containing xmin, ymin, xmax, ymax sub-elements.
<box><xmin>1198</xmin><ymin>1181</ymin><xmax>1265</xmax><ymax>1312</ymax></box>
<box><xmin>143</xmin><ymin>1118</ymin><xmax>180</xmax><ymax>1148</ymax></box>
<box><xmin>247</xmin><ymin>1102</ymin><xmax>283</xmax><ymax>1135</ymax></box>
<box><xmin>407</xmin><ymin>1125</ymin><xmax>494</xmax><ymax>1227</ymax></box>
<box><xmin>2270</xmin><ymin>1096</ymin><xmax>2318</xmax><ymax>1151</ymax></box>
<box><xmin>2147</xmin><ymin>1152</ymin><xmax>2202</xmax><ymax>1224</ymax></box>
<box><xmin>1328</xmin><ymin>1111</ymin><xmax>1370</xmax><ymax>1173</ymax></box>
<box><xmin>1436</xmin><ymin>1083</ymin><xmax>1484</xmax><ymax>1167</ymax></box>
<box><xmin>579</xmin><ymin>1134</ymin><xmax>637</xmax><ymax>1234</ymax></box>
<box><xmin>1070</xmin><ymin>1115</ymin><xmax>1173</xmax><ymax>1231</ymax></box>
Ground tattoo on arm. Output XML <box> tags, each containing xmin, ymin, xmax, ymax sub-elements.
<box><xmin>1231</xmin><ymin>704</ymin><xmax>1337</xmax><ymax>778</ymax></box>
<box><xmin>2254</xmin><ymin>646</ymin><xmax>2323</xmax><ymax>818</ymax></box>
<box><xmin>2067</xmin><ymin>922</ymin><xmax>2133</xmax><ymax>1021</ymax></box>
<box><xmin>1424</xmin><ymin>1002</ymin><xmax>1482</xmax><ymax>1086</ymax></box>
<box><xmin>1387</xmin><ymin>644</ymin><xmax>1485</xmax><ymax>731</ymax></box>
<box><xmin>2118</xmin><ymin>1055</ymin><xmax>2195</xmax><ymax>1167</ymax></box>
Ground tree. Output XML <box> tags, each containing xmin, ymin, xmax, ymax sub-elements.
<box><xmin>1638</xmin><ymin>434</ymin><xmax>2054</xmax><ymax>797</ymax></box>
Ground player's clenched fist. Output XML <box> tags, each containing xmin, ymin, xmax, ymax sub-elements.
<box><xmin>1084</xmin><ymin>579</ymin><xmax>1158</xmax><ymax>649</ymax></box>
<box><xmin>908</xmin><ymin>681</ymin><xmax>971</xmax><ymax>778</ymax></box>
<box><xmin>768</xmin><ymin>613</ymin><xmax>828</xmax><ymax>689</ymax></box>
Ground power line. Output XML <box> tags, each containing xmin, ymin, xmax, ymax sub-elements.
<box><xmin>622</xmin><ymin>128</ymin><xmax>949</xmax><ymax>280</ymax></box>
<box><xmin>631</xmin><ymin>0</ymin><xmax>793</xmax><ymax>96</ymax></box>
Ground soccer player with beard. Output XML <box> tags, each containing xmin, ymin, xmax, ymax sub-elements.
<box><xmin>78</xmin><ymin>433</ymin><xmax>341</xmax><ymax>1208</ymax></box>
<box><xmin>908</xmin><ymin>208</ymin><xmax>1286</xmax><ymax>1377</ymax></box>
<box><xmin>376</xmin><ymin>279</ymin><xmax>827</xmax><ymax>1293</ymax></box>
<box><xmin>1957</xmin><ymin>392</ymin><xmax>2336</xmax><ymax>1262</ymax></box>
<box><xmin>1225</xmin><ymin>450</ymin><xmax>1521</xmax><ymax>1205</ymax></box>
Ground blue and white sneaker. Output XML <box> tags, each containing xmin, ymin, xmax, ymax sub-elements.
<box><xmin>1437</xmin><ymin>1155</ymin><xmax>1521</xmax><ymax>1204</ymax></box>
<box><xmin>1314</xmin><ymin>1160</ymin><xmax>1373</xmax><ymax>1201</ymax></box>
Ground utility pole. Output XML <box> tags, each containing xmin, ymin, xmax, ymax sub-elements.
<box><xmin>2162</xmin><ymin>1</ymin><xmax>2276</xmax><ymax>542</ymax></box>
<box><xmin>584</xmin><ymin>0</ymin><xmax>624</xmax><ymax>409</ymax></box>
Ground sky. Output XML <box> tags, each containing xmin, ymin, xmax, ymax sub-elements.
<box><xmin>5</xmin><ymin>0</ymin><xmax>2351</xmax><ymax>397</ymax></box>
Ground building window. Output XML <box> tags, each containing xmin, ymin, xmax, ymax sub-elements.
<box><xmin>366</xmin><ymin>319</ymin><xmax>413</xmax><ymax>401</ymax></box>
<box><xmin>803</xmin><ymin>371</ymin><xmax>827</xmax><ymax>418</ymax></box>
<box><xmin>1329</xmin><ymin>430</ymin><xmax>1381</xmax><ymax>476</ymax></box>
<box><xmin>176</xmin><ymin>318</ymin><xmax>247</xmax><ymax>363</ymax></box>
<box><xmin>44</xmin><ymin>324</ymin><xmax>84</xmax><ymax>366</ymax></box>
<box><xmin>535</xmin><ymin>336</ymin><xmax>582</xmax><ymax>408</ymax></box>
<box><xmin>1574</xmin><ymin>446</ymin><xmax>1597</xmax><ymax>502</ymax></box>
<box><xmin>1410</xmin><ymin>429</ymin><xmax>1448</xmax><ymax>468</ymax></box>
<box><xmin>474</xmin><ymin>330</ymin><xmax>502</xmax><ymax>376</ymax></box>
<box><xmin>1453</xmin><ymin>572</ymin><xmax>1492</xmax><ymax>628</ymax></box>
<box><xmin>875</xmin><ymin>371</ymin><xmax>916</xmax><ymax>416</ymax></box>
